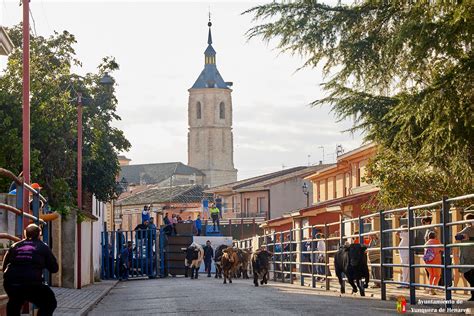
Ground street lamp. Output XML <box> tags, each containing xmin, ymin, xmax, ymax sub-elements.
<box><xmin>76</xmin><ymin>72</ymin><xmax>114</xmax><ymax>289</ymax></box>
<box><xmin>302</xmin><ymin>182</ymin><xmax>310</xmax><ymax>208</ymax></box>
<box><xmin>318</xmin><ymin>146</ymin><xmax>325</xmax><ymax>163</ymax></box>
<box><xmin>118</xmin><ymin>177</ymin><xmax>128</xmax><ymax>194</ymax></box>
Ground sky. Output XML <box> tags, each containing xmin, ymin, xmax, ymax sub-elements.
<box><xmin>0</xmin><ymin>0</ymin><xmax>364</xmax><ymax>180</ymax></box>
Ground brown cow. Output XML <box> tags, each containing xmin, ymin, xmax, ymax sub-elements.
<box><xmin>235</xmin><ymin>248</ymin><xmax>251</xmax><ymax>279</ymax></box>
<box><xmin>221</xmin><ymin>247</ymin><xmax>239</xmax><ymax>284</ymax></box>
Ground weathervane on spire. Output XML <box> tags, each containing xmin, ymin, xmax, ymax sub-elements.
<box><xmin>208</xmin><ymin>6</ymin><xmax>212</xmax><ymax>27</ymax></box>
<box><xmin>207</xmin><ymin>7</ymin><xmax>213</xmax><ymax>45</ymax></box>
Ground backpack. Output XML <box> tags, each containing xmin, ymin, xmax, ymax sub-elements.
<box><xmin>423</xmin><ymin>248</ymin><xmax>435</xmax><ymax>263</ymax></box>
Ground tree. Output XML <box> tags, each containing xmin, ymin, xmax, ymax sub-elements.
<box><xmin>0</xmin><ymin>25</ymin><xmax>130</xmax><ymax>215</ymax></box>
<box><xmin>245</xmin><ymin>2</ymin><xmax>473</xmax><ymax>206</ymax></box>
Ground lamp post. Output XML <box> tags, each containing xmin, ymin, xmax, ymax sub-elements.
<box><xmin>76</xmin><ymin>72</ymin><xmax>114</xmax><ymax>289</ymax></box>
<box><xmin>302</xmin><ymin>182</ymin><xmax>310</xmax><ymax>208</ymax></box>
<box><xmin>318</xmin><ymin>146</ymin><xmax>325</xmax><ymax>164</ymax></box>
<box><xmin>114</xmin><ymin>177</ymin><xmax>128</xmax><ymax>232</ymax></box>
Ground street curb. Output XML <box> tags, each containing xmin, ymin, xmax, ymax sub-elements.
<box><xmin>79</xmin><ymin>281</ymin><xmax>118</xmax><ymax>316</ymax></box>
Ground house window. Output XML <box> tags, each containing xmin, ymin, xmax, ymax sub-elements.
<box><xmin>196</xmin><ymin>102</ymin><xmax>202</xmax><ymax>119</ymax></box>
<box><xmin>257</xmin><ymin>197</ymin><xmax>266</xmax><ymax>215</ymax></box>
<box><xmin>356</xmin><ymin>163</ymin><xmax>361</xmax><ymax>187</ymax></box>
<box><xmin>316</xmin><ymin>181</ymin><xmax>321</xmax><ymax>202</ymax></box>
<box><xmin>219</xmin><ymin>102</ymin><xmax>225</xmax><ymax>119</ymax></box>
<box><xmin>244</xmin><ymin>198</ymin><xmax>251</xmax><ymax>217</ymax></box>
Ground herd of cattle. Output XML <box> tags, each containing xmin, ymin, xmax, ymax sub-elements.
<box><xmin>183</xmin><ymin>242</ymin><xmax>370</xmax><ymax>295</ymax></box>
<box><xmin>183</xmin><ymin>242</ymin><xmax>273</xmax><ymax>287</ymax></box>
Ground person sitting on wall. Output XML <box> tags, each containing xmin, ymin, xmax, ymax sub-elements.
<box><xmin>134</xmin><ymin>220</ymin><xmax>149</xmax><ymax>239</ymax></box>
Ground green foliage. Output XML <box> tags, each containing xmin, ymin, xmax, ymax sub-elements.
<box><xmin>245</xmin><ymin>1</ymin><xmax>473</xmax><ymax>206</ymax></box>
<box><xmin>365</xmin><ymin>148</ymin><xmax>471</xmax><ymax>210</ymax></box>
<box><xmin>0</xmin><ymin>25</ymin><xmax>130</xmax><ymax>214</ymax></box>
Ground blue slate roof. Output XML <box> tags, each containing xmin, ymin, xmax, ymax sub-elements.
<box><xmin>191</xmin><ymin>64</ymin><xmax>229</xmax><ymax>89</ymax></box>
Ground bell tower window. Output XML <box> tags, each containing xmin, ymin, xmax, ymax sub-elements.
<box><xmin>219</xmin><ymin>102</ymin><xmax>225</xmax><ymax>119</ymax></box>
<box><xmin>197</xmin><ymin>102</ymin><xmax>202</xmax><ymax>119</ymax></box>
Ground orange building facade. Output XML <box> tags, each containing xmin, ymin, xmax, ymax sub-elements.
<box><xmin>262</xmin><ymin>143</ymin><xmax>378</xmax><ymax>235</ymax></box>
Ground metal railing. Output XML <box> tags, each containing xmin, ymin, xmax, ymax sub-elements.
<box><xmin>233</xmin><ymin>194</ymin><xmax>474</xmax><ymax>307</ymax></box>
<box><xmin>0</xmin><ymin>167</ymin><xmax>53</xmax><ymax>302</ymax></box>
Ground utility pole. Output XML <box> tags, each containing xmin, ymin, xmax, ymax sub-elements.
<box><xmin>77</xmin><ymin>92</ymin><xmax>83</xmax><ymax>289</ymax></box>
<box><xmin>22</xmin><ymin>0</ymin><xmax>30</xmax><ymax>217</ymax></box>
<box><xmin>318</xmin><ymin>146</ymin><xmax>325</xmax><ymax>163</ymax></box>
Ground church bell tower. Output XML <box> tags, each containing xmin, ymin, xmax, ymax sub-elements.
<box><xmin>187</xmin><ymin>17</ymin><xmax>238</xmax><ymax>187</ymax></box>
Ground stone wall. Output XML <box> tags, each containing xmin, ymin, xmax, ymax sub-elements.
<box><xmin>188</xmin><ymin>88</ymin><xmax>237</xmax><ymax>186</ymax></box>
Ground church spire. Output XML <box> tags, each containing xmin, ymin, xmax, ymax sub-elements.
<box><xmin>207</xmin><ymin>11</ymin><xmax>213</xmax><ymax>45</ymax></box>
<box><xmin>205</xmin><ymin>13</ymin><xmax>216</xmax><ymax>65</ymax></box>
<box><xmin>191</xmin><ymin>14</ymin><xmax>230</xmax><ymax>89</ymax></box>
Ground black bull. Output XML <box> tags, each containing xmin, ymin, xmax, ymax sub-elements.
<box><xmin>334</xmin><ymin>244</ymin><xmax>370</xmax><ymax>296</ymax></box>
<box><xmin>214</xmin><ymin>245</ymin><xmax>228</xmax><ymax>279</ymax></box>
<box><xmin>184</xmin><ymin>246</ymin><xmax>201</xmax><ymax>279</ymax></box>
<box><xmin>252</xmin><ymin>250</ymin><xmax>273</xmax><ymax>287</ymax></box>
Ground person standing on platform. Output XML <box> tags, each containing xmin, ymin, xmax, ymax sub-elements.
<box><xmin>209</xmin><ymin>203</ymin><xmax>220</xmax><ymax>232</ymax></box>
<box><xmin>142</xmin><ymin>205</ymin><xmax>151</xmax><ymax>224</ymax></box>
<box><xmin>203</xmin><ymin>240</ymin><xmax>214</xmax><ymax>277</ymax></box>
<box><xmin>195</xmin><ymin>214</ymin><xmax>202</xmax><ymax>236</ymax></box>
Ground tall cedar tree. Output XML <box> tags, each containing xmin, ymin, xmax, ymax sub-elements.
<box><xmin>245</xmin><ymin>2</ymin><xmax>473</xmax><ymax>208</ymax></box>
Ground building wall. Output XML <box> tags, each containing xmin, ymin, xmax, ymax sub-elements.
<box><xmin>80</xmin><ymin>221</ymin><xmax>92</xmax><ymax>287</ymax></box>
<box><xmin>311</xmin><ymin>148</ymin><xmax>376</xmax><ymax>204</ymax></box>
<box><xmin>269</xmin><ymin>177</ymin><xmax>313</xmax><ymax>219</ymax></box>
<box><xmin>92</xmin><ymin>196</ymin><xmax>105</xmax><ymax>282</ymax></box>
<box><xmin>188</xmin><ymin>88</ymin><xmax>237</xmax><ymax>186</ymax></box>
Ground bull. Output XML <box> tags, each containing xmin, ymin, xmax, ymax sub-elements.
<box><xmin>235</xmin><ymin>248</ymin><xmax>251</xmax><ymax>279</ymax></box>
<box><xmin>184</xmin><ymin>242</ymin><xmax>204</xmax><ymax>279</ymax></box>
<box><xmin>252</xmin><ymin>249</ymin><xmax>273</xmax><ymax>287</ymax></box>
<box><xmin>214</xmin><ymin>244</ymin><xmax>227</xmax><ymax>279</ymax></box>
<box><xmin>334</xmin><ymin>243</ymin><xmax>370</xmax><ymax>296</ymax></box>
<box><xmin>221</xmin><ymin>247</ymin><xmax>239</xmax><ymax>284</ymax></box>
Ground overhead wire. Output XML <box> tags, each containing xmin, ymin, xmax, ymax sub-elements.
<box><xmin>29</xmin><ymin>7</ymin><xmax>37</xmax><ymax>37</ymax></box>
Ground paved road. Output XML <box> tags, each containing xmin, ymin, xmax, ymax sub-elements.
<box><xmin>88</xmin><ymin>276</ymin><xmax>398</xmax><ymax>315</ymax></box>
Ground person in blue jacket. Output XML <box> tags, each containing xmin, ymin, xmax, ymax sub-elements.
<box><xmin>141</xmin><ymin>205</ymin><xmax>151</xmax><ymax>224</ymax></box>
<box><xmin>120</xmin><ymin>241</ymin><xmax>133</xmax><ymax>281</ymax></box>
<box><xmin>195</xmin><ymin>214</ymin><xmax>202</xmax><ymax>236</ymax></box>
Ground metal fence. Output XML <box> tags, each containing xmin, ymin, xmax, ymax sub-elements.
<box><xmin>101</xmin><ymin>229</ymin><xmax>159</xmax><ymax>280</ymax></box>
<box><xmin>233</xmin><ymin>194</ymin><xmax>474</xmax><ymax>307</ymax></box>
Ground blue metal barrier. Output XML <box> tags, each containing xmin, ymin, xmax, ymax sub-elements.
<box><xmin>100</xmin><ymin>228</ymin><xmax>158</xmax><ymax>280</ymax></box>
